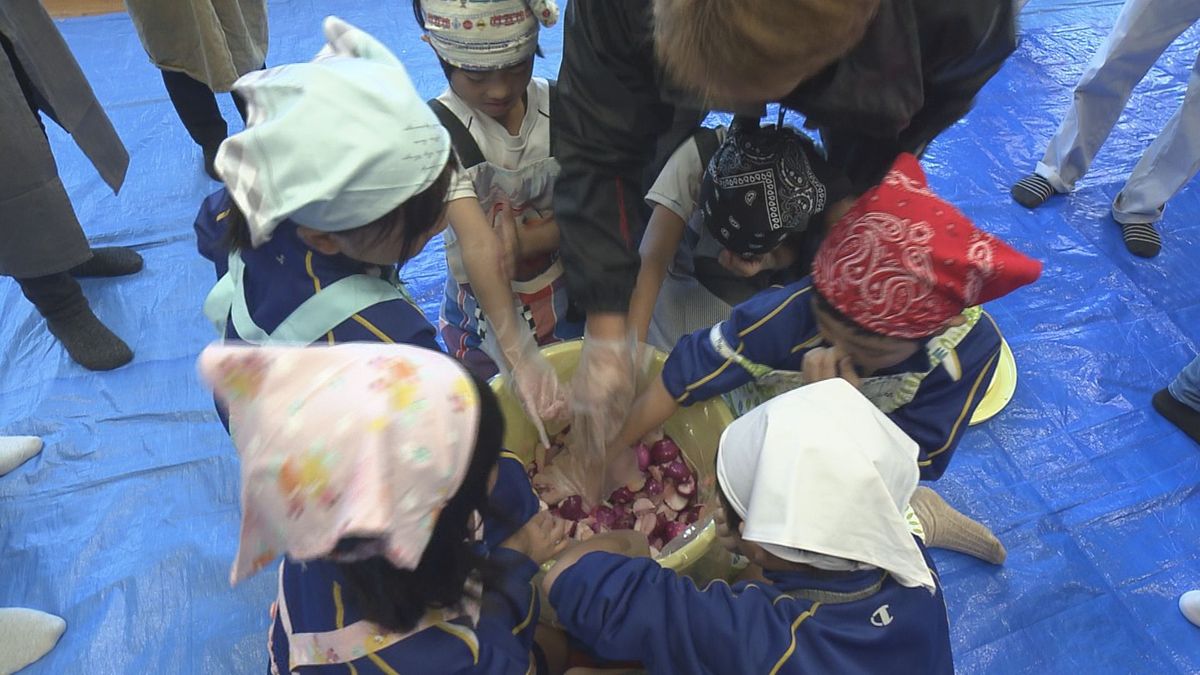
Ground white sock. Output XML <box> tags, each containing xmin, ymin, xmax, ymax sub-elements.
<box><xmin>0</xmin><ymin>608</ymin><xmax>66</xmax><ymax>674</ymax></box>
<box><xmin>1181</xmin><ymin>591</ymin><xmax>1200</xmax><ymax>627</ymax></box>
<box><xmin>0</xmin><ymin>437</ymin><xmax>42</xmax><ymax>477</ymax></box>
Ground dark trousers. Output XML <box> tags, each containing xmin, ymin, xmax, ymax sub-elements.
<box><xmin>160</xmin><ymin>69</ymin><xmax>250</xmax><ymax>149</ymax></box>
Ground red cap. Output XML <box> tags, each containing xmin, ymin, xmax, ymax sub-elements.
<box><xmin>812</xmin><ymin>154</ymin><xmax>1042</xmax><ymax>339</ymax></box>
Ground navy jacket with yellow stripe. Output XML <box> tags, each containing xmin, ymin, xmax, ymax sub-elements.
<box><xmin>194</xmin><ymin>188</ymin><xmax>439</xmax><ymax>350</ymax></box>
<box><xmin>268</xmin><ymin>456</ymin><xmax>543</xmax><ymax>674</ymax></box>
<box><xmin>551</xmin><ymin>541</ymin><xmax>953</xmax><ymax>675</ymax></box>
<box><xmin>661</xmin><ymin>278</ymin><xmax>1001</xmax><ymax>480</ymax></box>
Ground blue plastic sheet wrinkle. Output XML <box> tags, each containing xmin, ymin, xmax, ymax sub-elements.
<box><xmin>1</xmin><ymin>1</ymin><xmax>1198</xmax><ymax>672</ymax></box>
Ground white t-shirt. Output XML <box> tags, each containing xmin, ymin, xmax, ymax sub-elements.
<box><xmin>437</xmin><ymin>77</ymin><xmax>560</xmax><ymax>290</ymax></box>
<box><xmin>645</xmin><ymin>126</ymin><xmax>727</xmax><ymax>225</ymax></box>
<box><xmin>438</xmin><ymin>77</ymin><xmax>553</xmax><ymax>202</ymax></box>
<box><xmin>645</xmin><ymin>126</ymin><xmax>730</xmax><ymax>276</ymax></box>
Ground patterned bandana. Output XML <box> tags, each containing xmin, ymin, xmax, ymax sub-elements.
<box><xmin>215</xmin><ymin>17</ymin><xmax>451</xmax><ymax>246</ymax></box>
<box><xmin>812</xmin><ymin>154</ymin><xmax>1042</xmax><ymax>339</ymax></box>
<box><xmin>419</xmin><ymin>0</ymin><xmax>559</xmax><ymax>71</ymax></box>
<box><xmin>699</xmin><ymin>121</ymin><xmax>829</xmax><ymax>255</ymax></box>
<box><xmin>197</xmin><ymin>343</ymin><xmax>480</xmax><ymax>585</ymax></box>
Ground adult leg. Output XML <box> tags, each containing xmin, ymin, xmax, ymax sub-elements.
<box><xmin>1012</xmin><ymin>0</ymin><xmax>1195</xmax><ymax>205</ymax></box>
<box><xmin>1154</xmin><ymin>353</ymin><xmax>1200</xmax><ymax>443</ymax></box>
<box><xmin>161</xmin><ymin>69</ymin><xmax>227</xmax><ymax>180</ymax></box>
<box><xmin>17</xmin><ymin>273</ymin><xmax>133</xmax><ymax>371</ymax></box>
<box><xmin>1110</xmin><ymin>46</ymin><xmax>1200</xmax><ymax>256</ymax></box>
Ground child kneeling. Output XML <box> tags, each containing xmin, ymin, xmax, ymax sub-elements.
<box><xmin>543</xmin><ymin>379</ymin><xmax>954</xmax><ymax>674</ymax></box>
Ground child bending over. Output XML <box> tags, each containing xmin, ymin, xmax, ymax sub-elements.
<box><xmin>199</xmin><ymin>342</ymin><xmax>573</xmax><ymax>674</ymax></box>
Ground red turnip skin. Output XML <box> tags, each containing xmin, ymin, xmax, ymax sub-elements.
<box><xmin>650</xmin><ymin>438</ymin><xmax>681</xmax><ymax>465</ymax></box>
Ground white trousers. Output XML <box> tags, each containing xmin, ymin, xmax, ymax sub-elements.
<box><xmin>1034</xmin><ymin>0</ymin><xmax>1200</xmax><ymax>223</ymax></box>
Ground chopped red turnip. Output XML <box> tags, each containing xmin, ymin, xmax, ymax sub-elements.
<box><xmin>662</xmin><ymin>521</ymin><xmax>689</xmax><ymax>542</ymax></box>
<box><xmin>576</xmin><ymin>522</ymin><xmax>596</xmax><ymax>541</ymax></box>
<box><xmin>676</xmin><ymin>479</ymin><xmax>695</xmax><ymax>496</ymax></box>
<box><xmin>650</xmin><ymin>438</ymin><xmax>681</xmax><ymax>465</ymax></box>
<box><xmin>635</xmin><ymin>443</ymin><xmax>651</xmax><ymax>472</ymax></box>
<box><xmin>592</xmin><ymin>505</ymin><xmax>618</xmax><ymax>530</ymax></box>
<box><xmin>625</xmin><ymin>475</ymin><xmax>647</xmax><ymax>492</ymax></box>
<box><xmin>665</xmin><ymin>488</ymin><xmax>690</xmax><ymax>513</ymax></box>
<box><xmin>632</xmin><ymin>497</ymin><xmax>656</xmax><ymax>515</ymax></box>
<box><xmin>662</xmin><ymin>459</ymin><xmax>692</xmax><ymax>484</ymax></box>
<box><xmin>648</xmin><ymin>466</ymin><xmax>664</xmax><ymax>482</ymax></box>
<box><xmin>685</xmin><ymin>505</ymin><xmax>703</xmax><ymax>524</ymax></box>
<box><xmin>557</xmin><ymin>495</ymin><xmax>586</xmax><ymax>521</ymax></box>
<box><xmin>609</xmin><ymin>486</ymin><xmax>635</xmax><ymax>504</ymax></box>
<box><xmin>635</xmin><ymin>512</ymin><xmax>658</xmax><ymax>536</ymax></box>
<box><xmin>644</xmin><ymin>477</ymin><xmax>664</xmax><ymax>496</ymax></box>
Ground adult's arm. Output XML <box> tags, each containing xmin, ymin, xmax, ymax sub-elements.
<box><xmin>553</xmin><ymin>0</ymin><xmax>681</xmax><ymax>315</ymax></box>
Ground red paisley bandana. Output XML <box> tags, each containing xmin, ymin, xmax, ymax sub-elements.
<box><xmin>812</xmin><ymin>154</ymin><xmax>1041</xmax><ymax>339</ymax></box>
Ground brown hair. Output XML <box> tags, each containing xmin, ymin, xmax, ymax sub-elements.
<box><xmin>653</xmin><ymin>0</ymin><xmax>880</xmax><ymax>103</ymax></box>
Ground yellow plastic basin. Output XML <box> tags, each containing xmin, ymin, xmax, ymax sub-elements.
<box><xmin>490</xmin><ymin>339</ymin><xmax>735</xmax><ymax>582</ymax></box>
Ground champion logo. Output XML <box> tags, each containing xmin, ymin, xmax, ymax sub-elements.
<box><xmin>871</xmin><ymin>604</ymin><xmax>894</xmax><ymax>627</ymax></box>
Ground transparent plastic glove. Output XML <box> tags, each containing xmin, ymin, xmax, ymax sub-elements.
<box><xmin>482</xmin><ymin>318</ymin><xmax>567</xmax><ymax>450</ymax></box>
<box><xmin>566</xmin><ymin>330</ymin><xmax>638</xmax><ymax>506</ymax></box>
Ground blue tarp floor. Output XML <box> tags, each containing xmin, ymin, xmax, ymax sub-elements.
<box><xmin>2</xmin><ymin>0</ymin><xmax>1198</xmax><ymax>672</ymax></box>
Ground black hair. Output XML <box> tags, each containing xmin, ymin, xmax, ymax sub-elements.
<box><xmin>410</xmin><ymin>0</ymin><xmax>543</xmax><ymax>79</ymax></box>
<box><xmin>812</xmin><ymin>287</ymin><xmax>901</xmax><ymax>340</ymax></box>
<box><xmin>222</xmin><ymin>159</ymin><xmax>454</xmax><ymax>262</ymax></box>
<box><xmin>334</xmin><ymin>372</ymin><xmax>506</xmax><ymax>633</ymax></box>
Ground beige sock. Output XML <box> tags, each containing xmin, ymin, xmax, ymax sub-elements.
<box><xmin>910</xmin><ymin>487</ymin><xmax>1007</xmax><ymax>565</ymax></box>
<box><xmin>0</xmin><ymin>608</ymin><xmax>66</xmax><ymax>674</ymax></box>
<box><xmin>0</xmin><ymin>437</ymin><xmax>42</xmax><ymax>477</ymax></box>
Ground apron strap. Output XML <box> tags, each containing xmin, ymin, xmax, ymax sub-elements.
<box><xmin>269</xmin><ymin>273</ymin><xmax>407</xmax><ymax>344</ymax></box>
<box><xmin>207</xmin><ymin>250</ymin><xmax>408</xmax><ymax>346</ymax></box>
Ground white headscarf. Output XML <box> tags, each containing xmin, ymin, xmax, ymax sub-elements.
<box><xmin>419</xmin><ymin>0</ymin><xmax>559</xmax><ymax>71</ymax></box>
<box><xmin>214</xmin><ymin>16</ymin><xmax>451</xmax><ymax>247</ymax></box>
<box><xmin>716</xmin><ymin>378</ymin><xmax>936</xmax><ymax>593</ymax></box>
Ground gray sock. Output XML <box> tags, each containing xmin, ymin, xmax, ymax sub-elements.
<box><xmin>0</xmin><ymin>608</ymin><xmax>66</xmax><ymax>674</ymax></box>
<box><xmin>0</xmin><ymin>437</ymin><xmax>42</xmax><ymax>477</ymax></box>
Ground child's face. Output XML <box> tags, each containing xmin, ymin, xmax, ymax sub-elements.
<box><xmin>811</xmin><ymin>297</ymin><xmax>921</xmax><ymax>375</ymax></box>
<box><xmin>449</xmin><ymin>59</ymin><xmax>534</xmax><ymax>120</ymax></box>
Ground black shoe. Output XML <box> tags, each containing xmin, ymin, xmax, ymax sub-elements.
<box><xmin>1011</xmin><ymin>174</ymin><xmax>1058</xmax><ymax>209</ymax></box>
<box><xmin>1120</xmin><ymin>221</ymin><xmax>1161</xmax><ymax>258</ymax></box>
<box><xmin>203</xmin><ymin>143</ymin><xmax>221</xmax><ymax>181</ymax></box>
<box><xmin>69</xmin><ymin>247</ymin><xmax>143</xmax><ymax>278</ymax></box>
<box><xmin>1153</xmin><ymin>388</ymin><xmax>1200</xmax><ymax>445</ymax></box>
<box><xmin>17</xmin><ymin>272</ymin><xmax>133</xmax><ymax>371</ymax></box>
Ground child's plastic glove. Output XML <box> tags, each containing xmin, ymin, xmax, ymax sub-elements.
<box><xmin>570</xmin><ymin>331</ymin><xmax>638</xmax><ymax>492</ymax></box>
<box><xmin>508</xmin><ymin>339</ymin><xmax>570</xmax><ymax>449</ymax></box>
<box><xmin>483</xmin><ymin>320</ymin><xmax>567</xmax><ymax>450</ymax></box>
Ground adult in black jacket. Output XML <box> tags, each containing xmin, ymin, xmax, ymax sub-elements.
<box><xmin>552</xmin><ymin>0</ymin><xmax>1015</xmax><ymax>459</ymax></box>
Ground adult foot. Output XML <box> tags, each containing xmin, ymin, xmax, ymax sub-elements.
<box><xmin>46</xmin><ymin>308</ymin><xmax>133</xmax><ymax>371</ymax></box>
<box><xmin>0</xmin><ymin>608</ymin><xmax>66</xmax><ymax>673</ymax></box>
<box><xmin>1010</xmin><ymin>174</ymin><xmax>1058</xmax><ymax>209</ymax></box>
<box><xmin>69</xmin><ymin>247</ymin><xmax>143</xmax><ymax>278</ymax></box>
<box><xmin>1152</xmin><ymin>389</ymin><xmax>1200</xmax><ymax>444</ymax></box>
<box><xmin>1120</xmin><ymin>221</ymin><xmax>1161</xmax><ymax>258</ymax></box>
<box><xmin>0</xmin><ymin>436</ymin><xmax>43</xmax><ymax>476</ymax></box>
